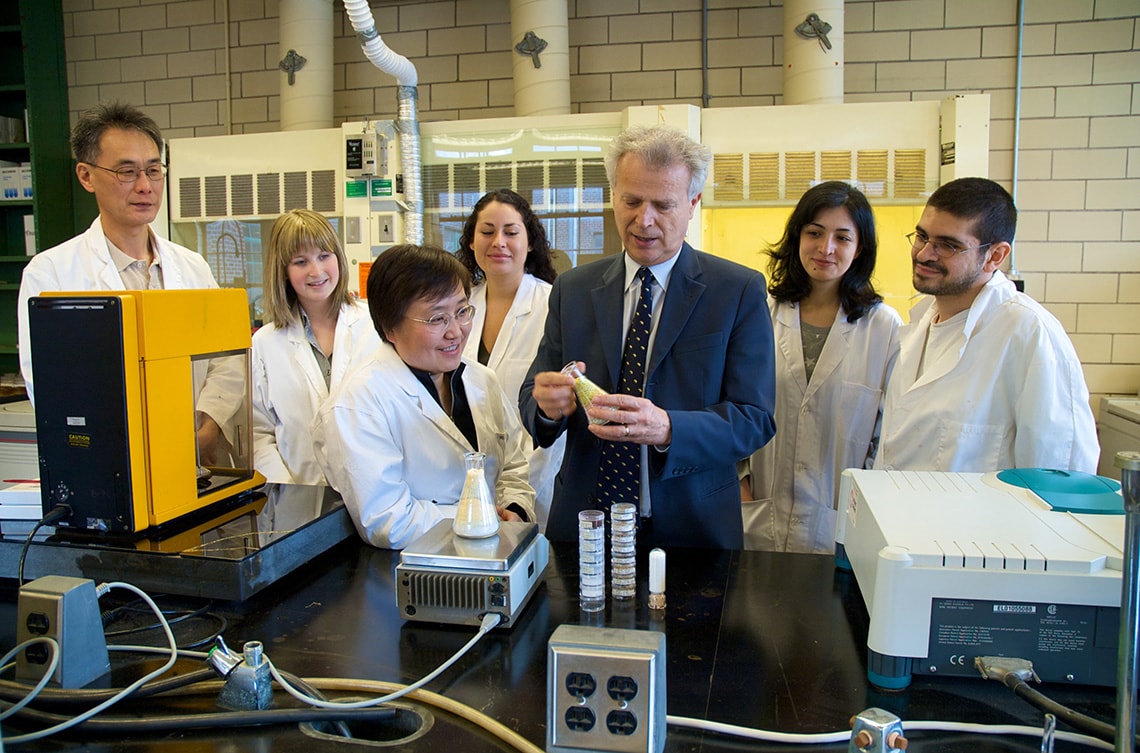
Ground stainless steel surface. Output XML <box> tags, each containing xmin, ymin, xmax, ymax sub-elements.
<box><xmin>1116</xmin><ymin>451</ymin><xmax>1140</xmax><ymax>753</ymax></box>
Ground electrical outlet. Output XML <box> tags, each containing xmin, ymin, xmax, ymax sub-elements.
<box><xmin>15</xmin><ymin>576</ymin><xmax>109</xmax><ymax>688</ymax></box>
<box><xmin>546</xmin><ymin>624</ymin><xmax>666</xmax><ymax>753</ymax></box>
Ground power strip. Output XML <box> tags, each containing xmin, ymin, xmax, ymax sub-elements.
<box><xmin>15</xmin><ymin>575</ymin><xmax>109</xmax><ymax>688</ymax></box>
<box><xmin>546</xmin><ymin>624</ymin><xmax>666</xmax><ymax>753</ymax></box>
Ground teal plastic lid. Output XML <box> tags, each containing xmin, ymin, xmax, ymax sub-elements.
<box><xmin>997</xmin><ymin>468</ymin><xmax>1123</xmax><ymax>515</ymax></box>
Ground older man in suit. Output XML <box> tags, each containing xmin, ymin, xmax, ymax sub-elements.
<box><xmin>520</xmin><ymin>124</ymin><xmax>776</xmax><ymax>549</ymax></box>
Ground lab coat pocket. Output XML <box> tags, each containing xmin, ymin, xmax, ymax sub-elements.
<box><xmin>836</xmin><ymin>381</ymin><xmax>881</xmax><ymax>464</ymax></box>
<box><xmin>938</xmin><ymin>420</ymin><xmax>1006</xmax><ymax>472</ymax></box>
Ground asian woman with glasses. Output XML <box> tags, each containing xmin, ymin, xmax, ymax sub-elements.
<box><xmin>313</xmin><ymin>243</ymin><xmax>535</xmax><ymax>550</ymax></box>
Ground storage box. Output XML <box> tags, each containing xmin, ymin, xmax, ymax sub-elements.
<box><xmin>0</xmin><ymin>167</ymin><xmax>19</xmax><ymax>200</ymax></box>
<box><xmin>18</xmin><ymin>164</ymin><xmax>31</xmax><ymax>199</ymax></box>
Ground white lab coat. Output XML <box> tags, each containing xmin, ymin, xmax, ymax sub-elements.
<box><xmin>251</xmin><ymin>299</ymin><xmax>380</xmax><ymax>485</ymax></box>
<box><xmin>17</xmin><ymin>217</ymin><xmax>242</xmax><ymax>435</ymax></box>
<box><xmin>746</xmin><ymin>299</ymin><xmax>901</xmax><ymax>553</ymax></box>
<box><xmin>313</xmin><ymin>340</ymin><xmax>536</xmax><ymax>550</ymax></box>
<box><xmin>875</xmin><ymin>270</ymin><xmax>1099</xmax><ymax>473</ymax></box>
<box><xmin>463</xmin><ymin>274</ymin><xmax>564</xmax><ymax>530</ymax></box>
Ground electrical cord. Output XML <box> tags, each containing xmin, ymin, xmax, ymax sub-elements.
<box><xmin>0</xmin><ymin>667</ymin><xmax>216</xmax><ymax>706</ymax></box>
<box><xmin>1005</xmin><ymin>673</ymin><xmax>1130</xmax><ymax>747</ymax></box>
<box><xmin>0</xmin><ymin>637</ymin><xmax>60</xmax><ymax>721</ymax></box>
<box><xmin>3</xmin><ymin>581</ymin><xmax>179</xmax><ymax>744</ymax></box>
<box><xmin>266</xmin><ymin>611</ymin><xmax>503</xmax><ymax>710</ymax></box>
<box><xmin>3</xmin><ymin>703</ymin><xmax>398</xmax><ymax>732</ymax></box>
<box><xmin>665</xmin><ymin>715</ymin><xmax>1113</xmax><ymax>751</ymax></box>
<box><xmin>16</xmin><ymin>504</ymin><xmax>72</xmax><ymax>585</ymax></box>
<box><xmin>975</xmin><ymin>654</ymin><xmax>1130</xmax><ymax>748</ymax></box>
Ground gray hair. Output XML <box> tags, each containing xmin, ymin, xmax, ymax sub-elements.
<box><xmin>603</xmin><ymin>124</ymin><xmax>712</xmax><ymax>200</ymax></box>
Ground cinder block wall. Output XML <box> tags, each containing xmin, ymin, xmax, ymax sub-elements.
<box><xmin>62</xmin><ymin>0</ymin><xmax>1140</xmax><ymax>401</ymax></box>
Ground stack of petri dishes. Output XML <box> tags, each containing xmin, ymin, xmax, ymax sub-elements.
<box><xmin>578</xmin><ymin>510</ymin><xmax>606</xmax><ymax>612</ymax></box>
<box><xmin>610</xmin><ymin>503</ymin><xmax>637</xmax><ymax>600</ymax></box>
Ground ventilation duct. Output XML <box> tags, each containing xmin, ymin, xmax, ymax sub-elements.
<box><xmin>341</xmin><ymin>0</ymin><xmax>423</xmax><ymax>243</ymax></box>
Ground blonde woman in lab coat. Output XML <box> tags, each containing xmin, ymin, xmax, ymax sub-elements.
<box><xmin>744</xmin><ymin>182</ymin><xmax>901</xmax><ymax>553</ymax></box>
<box><xmin>456</xmin><ymin>189</ymin><xmax>564</xmax><ymax>530</ymax></box>
<box><xmin>251</xmin><ymin>209</ymin><xmax>380</xmax><ymax>484</ymax></box>
<box><xmin>314</xmin><ymin>244</ymin><xmax>536</xmax><ymax>550</ymax></box>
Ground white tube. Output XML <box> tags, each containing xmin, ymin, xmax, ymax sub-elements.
<box><xmin>510</xmin><ymin>0</ymin><xmax>570</xmax><ymax>116</ymax></box>
<box><xmin>783</xmin><ymin>0</ymin><xmax>844</xmax><ymax>105</ymax></box>
<box><xmin>279</xmin><ymin>0</ymin><xmax>334</xmax><ymax>130</ymax></box>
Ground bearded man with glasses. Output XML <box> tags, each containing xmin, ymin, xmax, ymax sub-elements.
<box><xmin>875</xmin><ymin>177</ymin><xmax>1098</xmax><ymax>474</ymax></box>
<box><xmin>17</xmin><ymin>101</ymin><xmax>243</xmax><ymax>466</ymax></box>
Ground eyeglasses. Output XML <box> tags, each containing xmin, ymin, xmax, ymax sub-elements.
<box><xmin>84</xmin><ymin>162</ymin><xmax>167</xmax><ymax>183</ymax></box>
<box><xmin>907</xmin><ymin>230</ymin><xmax>992</xmax><ymax>259</ymax></box>
<box><xmin>406</xmin><ymin>304</ymin><xmax>477</xmax><ymax>331</ymax></box>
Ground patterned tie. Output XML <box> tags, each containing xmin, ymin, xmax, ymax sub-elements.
<box><xmin>596</xmin><ymin>266</ymin><xmax>654</xmax><ymax>509</ymax></box>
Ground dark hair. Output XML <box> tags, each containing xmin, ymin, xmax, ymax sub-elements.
<box><xmin>767</xmin><ymin>181</ymin><xmax>882</xmax><ymax>323</ymax></box>
<box><xmin>367</xmin><ymin>244</ymin><xmax>472</xmax><ymax>343</ymax></box>
<box><xmin>456</xmin><ymin>189</ymin><xmax>556</xmax><ymax>284</ymax></box>
<box><xmin>70</xmin><ymin>102</ymin><xmax>163</xmax><ymax>164</ymax></box>
<box><xmin>926</xmin><ymin>177</ymin><xmax>1017</xmax><ymax>246</ymax></box>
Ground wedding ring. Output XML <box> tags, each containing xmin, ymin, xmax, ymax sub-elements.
<box><xmin>624</xmin><ymin>425</ymin><xmax>630</xmax><ymax>437</ymax></box>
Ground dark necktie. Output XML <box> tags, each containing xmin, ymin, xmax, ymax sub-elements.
<box><xmin>596</xmin><ymin>266</ymin><xmax>653</xmax><ymax>510</ymax></box>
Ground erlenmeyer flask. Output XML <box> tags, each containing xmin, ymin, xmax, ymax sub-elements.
<box><xmin>561</xmin><ymin>361</ymin><xmax>611</xmax><ymax>425</ymax></box>
<box><xmin>453</xmin><ymin>452</ymin><xmax>500</xmax><ymax>539</ymax></box>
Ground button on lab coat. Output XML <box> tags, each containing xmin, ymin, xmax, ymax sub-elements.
<box><xmin>747</xmin><ymin>299</ymin><xmax>900</xmax><ymax>553</ymax></box>
<box><xmin>251</xmin><ymin>299</ymin><xmax>380</xmax><ymax>485</ymax></box>
<box><xmin>314</xmin><ymin>341</ymin><xmax>536</xmax><ymax>550</ymax></box>
<box><xmin>875</xmin><ymin>270</ymin><xmax>1099</xmax><ymax>474</ymax></box>
<box><xmin>464</xmin><ymin>274</ymin><xmax>565</xmax><ymax>530</ymax></box>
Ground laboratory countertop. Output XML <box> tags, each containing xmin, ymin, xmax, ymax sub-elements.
<box><xmin>0</xmin><ymin>539</ymin><xmax>1119</xmax><ymax>752</ymax></box>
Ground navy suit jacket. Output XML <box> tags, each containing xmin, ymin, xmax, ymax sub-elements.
<box><xmin>520</xmin><ymin>243</ymin><xmax>776</xmax><ymax>549</ymax></box>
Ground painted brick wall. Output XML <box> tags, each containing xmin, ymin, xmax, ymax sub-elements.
<box><xmin>61</xmin><ymin>0</ymin><xmax>1140</xmax><ymax>399</ymax></box>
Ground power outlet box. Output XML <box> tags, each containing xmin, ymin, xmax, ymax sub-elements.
<box><xmin>15</xmin><ymin>576</ymin><xmax>109</xmax><ymax>688</ymax></box>
<box><xmin>546</xmin><ymin>624</ymin><xmax>666</xmax><ymax>753</ymax></box>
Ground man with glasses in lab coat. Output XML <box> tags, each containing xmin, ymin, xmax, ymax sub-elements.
<box><xmin>17</xmin><ymin>101</ymin><xmax>242</xmax><ymax>465</ymax></box>
<box><xmin>875</xmin><ymin>177</ymin><xmax>1098</xmax><ymax>474</ymax></box>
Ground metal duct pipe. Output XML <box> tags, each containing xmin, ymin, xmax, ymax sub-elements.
<box><xmin>783</xmin><ymin>0</ymin><xmax>844</xmax><ymax>105</ymax></box>
<box><xmin>279</xmin><ymin>0</ymin><xmax>334</xmax><ymax>130</ymax></box>
<box><xmin>510</xmin><ymin>0</ymin><xmax>570</xmax><ymax>116</ymax></box>
<box><xmin>340</xmin><ymin>0</ymin><xmax>423</xmax><ymax>243</ymax></box>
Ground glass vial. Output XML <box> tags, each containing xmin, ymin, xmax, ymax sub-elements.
<box><xmin>578</xmin><ymin>509</ymin><xmax>606</xmax><ymax>612</ymax></box>
<box><xmin>453</xmin><ymin>452</ymin><xmax>500</xmax><ymax>539</ymax></box>
<box><xmin>561</xmin><ymin>361</ymin><xmax>611</xmax><ymax>425</ymax></box>
<box><xmin>610</xmin><ymin>503</ymin><xmax>637</xmax><ymax>600</ymax></box>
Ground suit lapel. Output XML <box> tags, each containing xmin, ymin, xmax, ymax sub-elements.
<box><xmin>590</xmin><ymin>256</ymin><xmax>627</xmax><ymax>389</ymax></box>
<box><xmin>647</xmin><ymin>244</ymin><xmax>704</xmax><ymax>379</ymax></box>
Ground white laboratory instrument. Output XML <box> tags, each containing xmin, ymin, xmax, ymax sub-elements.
<box><xmin>835</xmin><ymin>468</ymin><xmax>1123</xmax><ymax>689</ymax></box>
<box><xmin>1098</xmin><ymin>397</ymin><xmax>1140</xmax><ymax>481</ymax></box>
